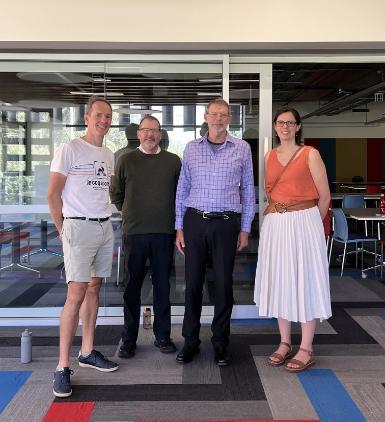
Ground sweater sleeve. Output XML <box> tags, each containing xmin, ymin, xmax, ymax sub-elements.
<box><xmin>109</xmin><ymin>156</ymin><xmax>126</xmax><ymax>211</ymax></box>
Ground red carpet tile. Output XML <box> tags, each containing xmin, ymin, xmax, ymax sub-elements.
<box><xmin>43</xmin><ymin>402</ymin><xmax>95</xmax><ymax>422</ymax></box>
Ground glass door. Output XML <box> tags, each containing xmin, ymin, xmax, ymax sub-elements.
<box><xmin>226</xmin><ymin>62</ymin><xmax>272</xmax><ymax>318</ymax></box>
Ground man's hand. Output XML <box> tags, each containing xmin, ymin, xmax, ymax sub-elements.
<box><xmin>175</xmin><ymin>229</ymin><xmax>185</xmax><ymax>255</ymax></box>
<box><xmin>237</xmin><ymin>231</ymin><xmax>249</xmax><ymax>251</ymax></box>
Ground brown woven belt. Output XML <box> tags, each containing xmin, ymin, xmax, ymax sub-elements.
<box><xmin>264</xmin><ymin>200</ymin><xmax>316</xmax><ymax>215</ymax></box>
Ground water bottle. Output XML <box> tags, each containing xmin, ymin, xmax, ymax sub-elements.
<box><xmin>380</xmin><ymin>193</ymin><xmax>385</xmax><ymax>214</ymax></box>
<box><xmin>143</xmin><ymin>307</ymin><xmax>152</xmax><ymax>329</ymax></box>
<box><xmin>21</xmin><ymin>329</ymin><xmax>32</xmax><ymax>363</ymax></box>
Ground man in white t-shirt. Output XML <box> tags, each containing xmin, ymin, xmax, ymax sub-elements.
<box><xmin>47</xmin><ymin>96</ymin><xmax>118</xmax><ymax>398</ymax></box>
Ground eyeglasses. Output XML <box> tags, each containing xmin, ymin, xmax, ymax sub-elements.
<box><xmin>138</xmin><ymin>127</ymin><xmax>161</xmax><ymax>134</ymax></box>
<box><xmin>275</xmin><ymin>120</ymin><xmax>297</xmax><ymax>127</ymax></box>
<box><xmin>206</xmin><ymin>112</ymin><xmax>230</xmax><ymax>119</ymax></box>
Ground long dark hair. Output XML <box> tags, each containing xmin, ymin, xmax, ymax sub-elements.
<box><xmin>273</xmin><ymin>107</ymin><xmax>303</xmax><ymax>145</ymax></box>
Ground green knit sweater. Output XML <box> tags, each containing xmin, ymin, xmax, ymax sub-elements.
<box><xmin>110</xmin><ymin>149</ymin><xmax>181</xmax><ymax>235</ymax></box>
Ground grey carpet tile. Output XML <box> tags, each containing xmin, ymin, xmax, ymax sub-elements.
<box><xmin>312</xmin><ymin>343</ymin><xmax>385</xmax><ymax>356</ymax></box>
<box><xmin>0</xmin><ymin>281</ymin><xmax>37</xmax><ymax>307</ymax></box>
<box><xmin>319</xmin><ymin>356</ymin><xmax>385</xmax><ymax>383</ymax></box>
<box><xmin>181</xmin><ymin>346</ymin><xmax>221</xmax><ymax>384</ymax></box>
<box><xmin>57</xmin><ymin>383</ymin><xmax>264</xmax><ymax>402</ymax></box>
<box><xmin>230</xmin><ymin>318</ymin><xmax>337</xmax><ymax>335</ymax></box>
<box><xmin>254</xmin><ymin>357</ymin><xmax>319</xmax><ymax>420</ymax></box>
<box><xmin>347</xmin><ymin>307</ymin><xmax>385</xmax><ymax>316</ymax></box>
<box><xmin>355</xmin><ymin>277</ymin><xmax>385</xmax><ymax>300</ymax></box>
<box><xmin>0</xmin><ymin>326</ymin><xmax>60</xmax><ymax>337</ymax></box>
<box><xmin>113</xmin><ymin>344</ymin><xmax>176</xmax><ymax>362</ymax></box>
<box><xmin>0</xmin><ymin>380</ymin><xmax>53</xmax><ymax>422</ymax></box>
<box><xmin>330</xmin><ymin>276</ymin><xmax>384</xmax><ymax>302</ymax></box>
<box><xmin>32</xmin><ymin>289</ymin><xmax>68</xmax><ymax>307</ymax></box>
<box><xmin>351</xmin><ymin>315</ymin><xmax>385</xmax><ymax>349</ymax></box>
<box><xmin>342</xmin><ymin>382</ymin><xmax>385</xmax><ymax>422</ymax></box>
<box><xmin>90</xmin><ymin>400</ymin><xmax>272</xmax><ymax>421</ymax></box>
<box><xmin>76</xmin><ymin>357</ymin><xmax>183</xmax><ymax>385</ymax></box>
<box><xmin>0</xmin><ymin>344</ymin><xmax>117</xmax><ymax>358</ymax></box>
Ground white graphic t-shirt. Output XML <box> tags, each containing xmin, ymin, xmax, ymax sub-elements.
<box><xmin>50</xmin><ymin>138</ymin><xmax>114</xmax><ymax>218</ymax></box>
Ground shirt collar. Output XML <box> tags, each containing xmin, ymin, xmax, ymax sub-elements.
<box><xmin>199</xmin><ymin>132</ymin><xmax>235</xmax><ymax>145</ymax></box>
<box><xmin>137</xmin><ymin>145</ymin><xmax>161</xmax><ymax>154</ymax></box>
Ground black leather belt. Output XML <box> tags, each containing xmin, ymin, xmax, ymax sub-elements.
<box><xmin>189</xmin><ymin>208</ymin><xmax>239</xmax><ymax>220</ymax></box>
<box><xmin>65</xmin><ymin>216</ymin><xmax>110</xmax><ymax>222</ymax></box>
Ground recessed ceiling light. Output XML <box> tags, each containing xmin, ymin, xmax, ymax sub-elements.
<box><xmin>114</xmin><ymin>108</ymin><xmax>162</xmax><ymax>115</ymax></box>
<box><xmin>17</xmin><ymin>72</ymin><xmax>92</xmax><ymax>84</ymax></box>
<box><xmin>197</xmin><ymin>92</ymin><xmax>222</xmax><ymax>96</ymax></box>
<box><xmin>17</xmin><ymin>99</ymin><xmax>77</xmax><ymax>108</ymax></box>
<box><xmin>69</xmin><ymin>91</ymin><xmax>124</xmax><ymax>96</ymax></box>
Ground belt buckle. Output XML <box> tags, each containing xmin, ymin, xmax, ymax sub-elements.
<box><xmin>202</xmin><ymin>211</ymin><xmax>210</xmax><ymax>219</ymax></box>
<box><xmin>223</xmin><ymin>214</ymin><xmax>229</xmax><ymax>220</ymax></box>
<box><xmin>274</xmin><ymin>202</ymin><xmax>288</xmax><ymax>213</ymax></box>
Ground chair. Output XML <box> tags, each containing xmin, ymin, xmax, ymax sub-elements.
<box><xmin>342</xmin><ymin>193</ymin><xmax>365</xmax><ymax>208</ymax></box>
<box><xmin>323</xmin><ymin>200</ymin><xmax>333</xmax><ymax>253</ymax></box>
<box><xmin>380</xmin><ymin>222</ymin><xmax>385</xmax><ymax>280</ymax></box>
<box><xmin>328</xmin><ymin>209</ymin><xmax>377</xmax><ymax>277</ymax></box>
<box><xmin>342</xmin><ymin>194</ymin><xmax>367</xmax><ymax>235</ymax></box>
<box><xmin>366</xmin><ymin>185</ymin><xmax>381</xmax><ymax>194</ymax></box>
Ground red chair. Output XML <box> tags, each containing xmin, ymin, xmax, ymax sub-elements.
<box><xmin>323</xmin><ymin>200</ymin><xmax>333</xmax><ymax>252</ymax></box>
<box><xmin>381</xmin><ymin>223</ymin><xmax>385</xmax><ymax>280</ymax></box>
<box><xmin>366</xmin><ymin>185</ymin><xmax>381</xmax><ymax>194</ymax></box>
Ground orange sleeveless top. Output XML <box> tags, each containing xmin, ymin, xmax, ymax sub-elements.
<box><xmin>265</xmin><ymin>146</ymin><xmax>319</xmax><ymax>204</ymax></box>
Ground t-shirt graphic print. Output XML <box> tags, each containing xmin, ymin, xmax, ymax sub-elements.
<box><xmin>50</xmin><ymin>138</ymin><xmax>114</xmax><ymax>218</ymax></box>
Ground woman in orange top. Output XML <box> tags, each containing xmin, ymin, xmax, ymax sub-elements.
<box><xmin>254</xmin><ymin>107</ymin><xmax>331</xmax><ymax>372</ymax></box>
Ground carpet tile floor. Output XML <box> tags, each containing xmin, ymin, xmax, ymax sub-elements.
<box><xmin>0</xmin><ymin>274</ymin><xmax>384</xmax><ymax>421</ymax></box>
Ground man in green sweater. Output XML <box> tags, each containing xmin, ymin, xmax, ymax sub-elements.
<box><xmin>110</xmin><ymin>115</ymin><xmax>181</xmax><ymax>357</ymax></box>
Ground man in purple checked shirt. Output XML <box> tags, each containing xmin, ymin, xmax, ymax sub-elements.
<box><xmin>175</xmin><ymin>98</ymin><xmax>255</xmax><ymax>366</ymax></box>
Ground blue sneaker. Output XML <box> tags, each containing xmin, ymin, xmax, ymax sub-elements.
<box><xmin>78</xmin><ymin>349</ymin><xmax>119</xmax><ymax>372</ymax></box>
<box><xmin>53</xmin><ymin>367</ymin><xmax>73</xmax><ymax>398</ymax></box>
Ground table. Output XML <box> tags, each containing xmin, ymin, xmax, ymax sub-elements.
<box><xmin>0</xmin><ymin>219</ymin><xmax>40</xmax><ymax>278</ymax></box>
<box><xmin>333</xmin><ymin>182</ymin><xmax>385</xmax><ymax>192</ymax></box>
<box><xmin>0</xmin><ymin>205</ymin><xmax>63</xmax><ymax>267</ymax></box>
<box><xmin>0</xmin><ymin>205</ymin><xmax>62</xmax><ymax>276</ymax></box>
<box><xmin>343</xmin><ymin>208</ymin><xmax>385</xmax><ymax>240</ymax></box>
<box><xmin>332</xmin><ymin>194</ymin><xmax>381</xmax><ymax>201</ymax></box>
<box><xmin>342</xmin><ymin>208</ymin><xmax>385</xmax><ymax>277</ymax></box>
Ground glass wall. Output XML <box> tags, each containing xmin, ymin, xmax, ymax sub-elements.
<box><xmin>0</xmin><ymin>57</ymin><xmax>258</xmax><ymax>317</ymax></box>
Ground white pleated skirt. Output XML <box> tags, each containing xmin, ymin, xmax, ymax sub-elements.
<box><xmin>254</xmin><ymin>206</ymin><xmax>332</xmax><ymax>323</ymax></box>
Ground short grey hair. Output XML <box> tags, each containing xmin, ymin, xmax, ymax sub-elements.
<box><xmin>85</xmin><ymin>96</ymin><xmax>112</xmax><ymax>115</ymax></box>
<box><xmin>205</xmin><ymin>98</ymin><xmax>231</xmax><ymax>115</ymax></box>
<box><xmin>139</xmin><ymin>114</ymin><xmax>161</xmax><ymax>129</ymax></box>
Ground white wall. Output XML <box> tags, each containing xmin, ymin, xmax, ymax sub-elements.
<box><xmin>1</xmin><ymin>0</ymin><xmax>385</xmax><ymax>45</ymax></box>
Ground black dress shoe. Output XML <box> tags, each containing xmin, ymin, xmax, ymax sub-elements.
<box><xmin>118</xmin><ymin>342</ymin><xmax>136</xmax><ymax>359</ymax></box>
<box><xmin>176</xmin><ymin>345</ymin><xmax>200</xmax><ymax>364</ymax></box>
<box><xmin>154</xmin><ymin>338</ymin><xmax>177</xmax><ymax>354</ymax></box>
<box><xmin>214</xmin><ymin>346</ymin><xmax>231</xmax><ymax>366</ymax></box>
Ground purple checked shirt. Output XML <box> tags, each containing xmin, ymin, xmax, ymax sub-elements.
<box><xmin>175</xmin><ymin>133</ymin><xmax>255</xmax><ymax>232</ymax></box>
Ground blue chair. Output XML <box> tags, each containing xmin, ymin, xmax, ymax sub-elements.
<box><xmin>342</xmin><ymin>194</ymin><xmax>365</xmax><ymax>208</ymax></box>
<box><xmin>342</xmin><ymin>194</ymin><xmax>367</xmax><ymax>235</ymax></box>
<box><xmin>329</xmin><ymin>209</ymin><xmax>377</xmax><ymax>277</ymax></box>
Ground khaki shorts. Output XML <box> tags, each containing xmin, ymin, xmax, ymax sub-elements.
<box><xmin>62</xmin><ymin>218</ymin><xmax>114</xmax><ymax>283</ymax></box>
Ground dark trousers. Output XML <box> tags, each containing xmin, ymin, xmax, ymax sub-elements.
<box><xmin>182</xmin><ymin>209</ymin><xmax>240</xmax><ymax>349</ymax></box>
<box><xmin>121</xmin><ymin>233</ymin><xmax>174</xmax><ymax>344</ymax></box>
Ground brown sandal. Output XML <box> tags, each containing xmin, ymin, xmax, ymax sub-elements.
<box><xmin>285</xmin><ymin>347</ymin><xmax>315</xmax><ymax>372</ymax></box>
<box><xmin>268</xmin><ymin>342</ymin><xmax>293</xmax><ymax>367</ymax></box>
